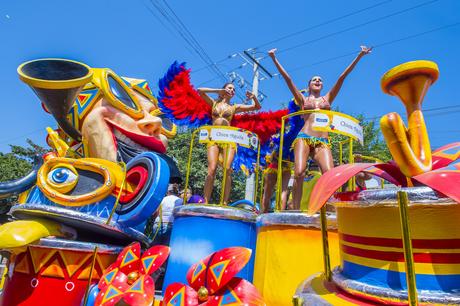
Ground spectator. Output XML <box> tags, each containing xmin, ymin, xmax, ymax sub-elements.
<box><xmin>153</xmin><ymin>184</ymin><xmax>182</xmax><ymax>245</ymax></box>
<box><xmin>180</xmin><ymin>188</ymin><xmax>205</xmax><ymax>204</ymax></box>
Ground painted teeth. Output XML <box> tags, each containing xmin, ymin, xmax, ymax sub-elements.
<box><xmin>113</xmin><ymin>130</ymin><xmax>149</xmax><ymax>152</ymax></box>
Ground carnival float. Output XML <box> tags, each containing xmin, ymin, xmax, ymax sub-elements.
<box><xmin>0</xmin><ymin>54</ymin><xmax>458</xmax><ymax>306</ymax></box>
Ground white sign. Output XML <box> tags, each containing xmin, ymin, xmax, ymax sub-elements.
<box><xmin>199</xmin><ymin>127</ymin><xmax>259</xmax><ymax>150</ymax></box>
<box><xmin>312</xmin><ymin>111</ymin><xmax>363</xmax><ymax>144</ymax></box>
<box><xmin>332</xmin><ymin>114</ymin><xmax>363</xmax><ymax>144</ymax></box>
<box><xmin>313</xmin><ymin>113</ymin><xmax>330</xmax><ymax>128</ymax></box>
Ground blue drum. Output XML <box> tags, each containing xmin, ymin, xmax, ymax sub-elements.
<box><xmin>162</xmin><ymin>205</ymin><xmax>257</xmax><ymax>292</ymax></box>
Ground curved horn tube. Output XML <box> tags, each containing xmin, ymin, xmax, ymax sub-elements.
<box><xmin>0</xmin><ymin>155</ymin><xmax>43</xmax><ymax>200</ymax></box>
<box><xmin>380</xmin><ymin>60</ymin><xmax>439</xmax><ymax>177</ymax></box>
<box><xmin>380</xmin><ymin>111</ymin><xmax>431</xmax><ymax>177</ymax></box>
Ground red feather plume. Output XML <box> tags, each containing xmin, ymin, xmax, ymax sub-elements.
<box><xmin>232</xmin><ymin>109</ymin><xmax>288</xmax><ymax>144</ymax></box>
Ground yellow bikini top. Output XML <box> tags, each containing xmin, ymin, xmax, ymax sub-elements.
<box><xmin>212</xmin><ymin>100</ymin><xmax>236</xmax><ymax>122</ymax></box>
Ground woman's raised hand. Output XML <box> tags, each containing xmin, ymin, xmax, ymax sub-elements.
<box><xmin>268</xmin><ymin>48</ymin><xmax>277</xmax><ymax>58</ymax></box>
<box><xmin>359</xmin><ymin>46</ymin><xmax>373</xmax><ymax>56</ymax></box>
<box><xmin>245</xmin><ymin>91</ymin><xmax>255</xmax><ymax>100</ymax></box>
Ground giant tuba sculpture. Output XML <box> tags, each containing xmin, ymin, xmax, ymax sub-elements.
<box><xmin>380</xmin><ymin>60</ymin><xmax>439</xmax><ymax>177</ymax></box>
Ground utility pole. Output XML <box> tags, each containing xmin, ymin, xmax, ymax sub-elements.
<box><xmin>242</xmin><ymin>49</ymin><xmax>273</xmax><ymax>202</ymax></box>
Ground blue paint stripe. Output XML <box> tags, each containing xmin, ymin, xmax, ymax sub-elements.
<box><xmin>342</xmin><ymin>261</ymin><xmax>460</xmax><ymax>292</ymax></box>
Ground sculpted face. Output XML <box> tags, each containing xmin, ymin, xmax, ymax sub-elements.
<box><xmin>79</xmin><ymin>70</ymin><xmax>169</xmax><ymax>163</ymax></box>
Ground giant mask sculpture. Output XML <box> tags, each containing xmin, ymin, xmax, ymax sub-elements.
<box><xmin>0</xmin><ymin>59</ymin><xmax>175</xmax><ymax>305</ymax></box>
<box><xmin>67</xmin><ymin>67</ymin><xmax>173</xmax><ymax>162</ymax></box>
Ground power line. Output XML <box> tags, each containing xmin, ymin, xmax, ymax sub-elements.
<box><xmin>286</xmin><ymin>20</ymin><xmax>460</xmax><ymax>74</ymax></box>
<box><xmin>192</xmin><ymin>56</ymin><xmax>234</xmax><ymax>74</ymax></box>
<box><xmin>365</xmin><ymin>105</ymin><xmax>460</xmax><ymax>121</ymax></box>
<box><xmin>276</xmin><ymin>0</ymin><xmax>439</xmax><ymax>55</ymax></box>
<box><xmin>0</xmin><ymin>128</ymin><xmax>46</xmax><ymax>146</ymax></box>
<box><xmin>148</xmin><ymin>0</ymin><xmax>228</xmax><ymax>83</ymax></box>
<box><xmin>255</xmin><ymin>0</ymin><xmax>392</xmax><ymax>49</ymax></box>
<box><xmin>146</xmin><ymin>0</ymin><xmax>249</xmax><ymax>99</ymax></box>
<box><xmin>141</xmin><ymin>0</ymin><xmax>196</xmax><ymax>56</ymax></box>
<box><xmin>192</xmin><ymin>0</ymin><xmax>393</xmax><ymax>74</ymax></box>
<box><xmin>197</xmin><ymin>63</ymin><xmax>244</xmax><ymax>87</ymax></box>
<box><xmin>373</xmin><ymin>21</ymin><xmax>460</xmax><ymax>49</ymax></box>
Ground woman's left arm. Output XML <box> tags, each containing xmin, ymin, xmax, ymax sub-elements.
<box><xmin>235</xmin><ymin>91</ymin><xmax>262</xmax><ymax>113</ymax></box>
<box><xmin>325</xmin><ymin>46</ymin><xmax>372</xmax><ymax>104</ymax></box>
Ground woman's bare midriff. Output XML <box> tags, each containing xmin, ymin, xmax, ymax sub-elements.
<box><xmin>300</xmin><ymin>112</ymin><xmax>329</xmax><ymax>139</ymax></box>
<box><xmin>212</xmin><ymin>118</ymin><xmax>231</xmax><ymax>126</ymax></box>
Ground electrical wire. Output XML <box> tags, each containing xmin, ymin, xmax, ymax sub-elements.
<box><xmin>0</xmin><ymin>127</ymin><xmax>46</xmax><ymax>146</ymax></box>
<box><xmin>365</xmin><ymin>104</ymin><xmax>460</xmax><ymax>121</ymax></box>
<box><xmin>193</xmin><ymin>0</ymin><xmax>393</xmax><ymax>74</ymax></box>
<box><xmin>276</xmin><ymin>0</ymin><xmax>439</xmax><ymax>55</ymax></box>
<box><xmin>148</xmin><ymin>0</ymin><xmax>227</xmax><ymax>82</ymax></box>
<box><xmin>256</xmin><ymin>0</ymin><xmax>393</xmax><ymax>49</ymax></box>
<box><xmin>286</xmin><ymin>20</ymin><xmax>460</xmax><ymax>74</ymax></box>
<box><xmin>141</xmin><ymin>0</ymin><xmax>196</xmax><ymax>56</ymax></box>
<box><xmin>146</xmin><ymin>0</ymin><xmax>247</xmax><ymax>98</ymax></box>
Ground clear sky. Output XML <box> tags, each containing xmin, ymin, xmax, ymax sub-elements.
<box><xmin>0</xmin><ymin>0</ymin><xmax>459</xmax><ymax>152</ymax></box>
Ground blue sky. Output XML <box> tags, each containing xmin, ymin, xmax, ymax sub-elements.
<box><xmin>0</xmin><ymin>0</ymin><xmax>459</xmax><ymax>152</ymax></box>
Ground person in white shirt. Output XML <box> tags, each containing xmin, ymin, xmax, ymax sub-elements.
<box><xmin>153</xmin><ymin>184</ymin><xmax>182</xmax><ymax>244</ymax></box>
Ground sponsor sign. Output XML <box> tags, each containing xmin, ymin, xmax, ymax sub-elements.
<box><xmin>312</xmin><ymin>111</ymin><xmax>363</xmax><ymax>144</ymax></box>
<box><xmin>199</xmin><ymin>126</ymin><xmax>259</xmax><ymax>150</ymax></box>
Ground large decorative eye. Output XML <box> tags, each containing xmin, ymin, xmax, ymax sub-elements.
<box><xmin>48</xmin><ymin>167</ymin><xmax>77</xmax><ymax>185</ymax></box>
<box><xmin>94</xmin><ymin>68</ymin><xmax>143</xmax><ymax>119</ymax></box>
<box><xmin>150</xmin><ymin>109</ymin><xmax>177</xmax><ymax>138</ymax></box>
<box><xmin>37</xmin><ymin>158</ymin><xmax>118</xmax><ymax>206</ymax></box>
<box><xmin>108</xmin><ymin>75</ymin><xmax>139</xmax><ymax>111</ymax></box>
<box><xmin>46</xmin><ymin>165</ymin><xmax>78</xmax><ymax>193</ymax></box>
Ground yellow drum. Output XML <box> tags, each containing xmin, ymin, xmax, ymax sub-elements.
<box><xmin>253</xmin><ymin>212</ymin><xmax>339</xmax><ymax>306</ymax></box>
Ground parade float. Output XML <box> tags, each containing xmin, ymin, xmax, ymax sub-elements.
<box><xmin>0</xmin><ymin>58</ymin><xmax>266</xmax><ymax>306</ymax></box>
<box><xmin>0</xmin><ymin>56</ymin><xmax>459</xmax><ymax>306</ymax></box>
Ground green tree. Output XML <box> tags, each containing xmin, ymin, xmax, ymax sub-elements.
<box><xmin>0</xmin><ymin>139</ymin><xmax>48</xmax><ymax>210</ymax></box>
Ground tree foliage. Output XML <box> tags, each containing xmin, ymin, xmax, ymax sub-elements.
<box><xmin>0</xmin><ymin>139</ymin><xmax>48</xmax><ymax>208</ymax></box>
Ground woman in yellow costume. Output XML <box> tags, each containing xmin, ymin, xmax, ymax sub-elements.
<box><xmin>198</xmin><ymin>83</ymin><xmax>261</xmax><ymax>204</ymax></box>
<box><xmin>268</xmin><ymin>46</ymin><xmax>372</xmax><ymax>209</ymax></box>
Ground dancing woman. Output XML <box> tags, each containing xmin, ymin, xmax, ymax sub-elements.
<box><xmin>197</xmin><ymin>83</ymin><xmax>261</xmax><ymax>204</ymax></box>
<box><xmin>268</xmin><ymin>46</ymin><xmax>371</xmax><ymax>209</ymax></box>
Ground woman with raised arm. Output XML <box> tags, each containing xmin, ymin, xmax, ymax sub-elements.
<box><xmin>268</xmin><ymin>46</ymin><xmax>372</xmax><ymax>209</ymax></box>
<box><xmin>197</xmin><ymin>83</ymin><xmax>261</xmax><ymax>204</ymax></box>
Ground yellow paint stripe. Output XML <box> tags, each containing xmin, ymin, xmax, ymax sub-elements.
<box><xmin>341</xmin><ymin>240</ymin><xmax>460</xmax><ymax>254</ymax></box>
<box><xmin>341</xmin><ymin>252</ymin><xmax>460</xmax><ymax>275</ymax></box>
<box><xmin>310</xmin><ymin>276</ymin><xmax>357</xmax><ymax>305</ymax></box>
<box><xmin>337</xmin><ymin>206</ymin><xmax>460</xmax><ymax>239</ymax></box>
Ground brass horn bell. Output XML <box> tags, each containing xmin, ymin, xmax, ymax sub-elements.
<box><xmin>18</xmin><ymin>58</ymin><xmax>93</xmax><ymax>141</ymax></box>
